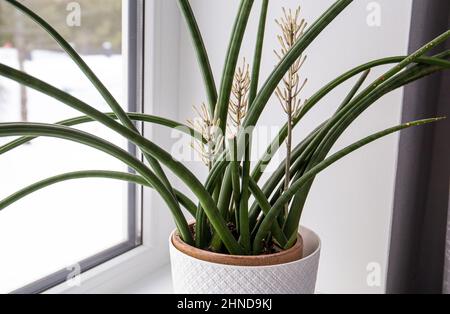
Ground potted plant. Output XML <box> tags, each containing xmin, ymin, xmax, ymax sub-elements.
<box><xmin>0</xmin><ymin>0</ymin><xmax>449</xmax><ymax>294</ymax></box>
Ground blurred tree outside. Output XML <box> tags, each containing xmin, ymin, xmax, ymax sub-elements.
<box><xmin>0</xmin><ymin>0</ymin><xmax>122</xmax><ymax>120</ymax></box>
<box><xmin>0</xmin><ymin>0</ymin><xmax>122</xmax><ymax>53</ymax></box>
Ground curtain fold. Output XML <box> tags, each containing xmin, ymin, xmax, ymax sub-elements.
<box><xmin>387</xmin><ymin>0</ymin><xmax>450</xmax><ymax>294</ymax></box>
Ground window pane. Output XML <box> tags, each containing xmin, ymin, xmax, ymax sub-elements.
<box><xmin>0</xmin><ymin>0</ymin><xmax>132</xmax><ymax>293</ymax></box>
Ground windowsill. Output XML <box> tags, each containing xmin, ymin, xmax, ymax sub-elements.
<box><xmin>119</xmin><ymin>264</ymin><xmax>173</xmax><ymax>294</ymax></box>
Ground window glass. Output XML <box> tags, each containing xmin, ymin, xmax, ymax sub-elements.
<box><xmin>0</xmin><ymin>0</ymin><xmax>131</xmax><ymax>293</ymax></box>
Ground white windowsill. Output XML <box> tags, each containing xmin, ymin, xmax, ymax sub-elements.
<box><xmin>120</xmin><ymin>264</ymin><xmax>173</xmax><ymax>294</ymax></box>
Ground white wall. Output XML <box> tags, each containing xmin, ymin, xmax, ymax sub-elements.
<box><xmin>173</xmin><ymin>0</ymin><xmax>413</xmax><ymax>293</ymax></box>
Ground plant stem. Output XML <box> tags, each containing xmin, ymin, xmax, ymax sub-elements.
<box><xmin>244</xmin><ymin>0</ymin><xmax>353</xmax><ymax>130</ymax></box>
<box><xmin>247</xmin><ymin>176</ymin><xmax>287</xmax><ymax>247</ymax></box>
<box><xmin>205</xmin><ymin>0</ymin><xmax>354</xmax><ymax>207</ymax></box>
<box><xmin>283</xmin><ymin>70</ymin><xmax>371</xmax><ymax>238</ymax></box>
<box><xmin>216</xmin><ymin>0</ymin><xmax>255</xmax><ymax>134</ymax></box>
<box><xmin>283</xmin><ymin>59</ymin><xmax>450</xmax><ymax>239</ymax></box>
<box><xmin>0</xmin><ymin>112</ymin><xmax>205</xmax><ymax>155</ymax></box>
<box><xmin>251</xmin><ymin>55</ymin><xmax>450</xmax><ymax>183</ymax></box>
<box><xmin>0</xmin><ymin>170</ymin><xmax>197</xmax><ymax>218</ymax></box>
<box><xmin>0</xmin><ymin>123</ymin><xmax>195</xmax><ymax>246</ymax></box>
<box><xmin>177</xmin><ymin>0</ymin><xmax>218</xmax><ymax>115</ymax></box>
<box><xmin>4</xmin><ymin>0</ymin><xmax>181</xmax><ymax>220</ymax></box>
<box><xmin>239</xmin><ymin>134</ymin><xmax>251</xmax><ymax>253</ymax></box>
<box><xmin>253</xmin><ymin>118</ymin><xmax>444</xmax><ymax>253</ymax></box>
<box><xmin>0</xmin><ymin>64</ymin><xmax>243</xmax><ymax>255</ymax></box>
<box><xmin>284</xmin><ymin>97</ymin><xmax>293</xmax><ymax>219</ymax></box>
<box><xmin>230</xmin><ymin>138</ymin><xmax>241</xmax><ymax>232</ymax></box>
<box><xmin>249</xmin><ymin>0</ymin><xmax>269</xmax><ymax>106</ymax></box>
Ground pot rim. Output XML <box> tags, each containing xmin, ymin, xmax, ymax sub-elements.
<box><xmin>170</xmin><ymin>226</ymin><xmax>321</xmax><ymax>268</ymax></box>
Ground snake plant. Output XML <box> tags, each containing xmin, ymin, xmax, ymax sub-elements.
<box><xmin>0</xmin><ymin>0</ymin><xmax>449</xmax><ymax>255</ymax></box>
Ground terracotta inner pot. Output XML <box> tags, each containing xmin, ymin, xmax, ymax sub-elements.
<box><xmin>172</xmin><ymin>230</ymin><xmax>303</xmax><ymax>267</ymax></box>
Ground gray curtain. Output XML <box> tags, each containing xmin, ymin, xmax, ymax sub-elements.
<box><xmin>387</xmin><ymin>0</ymin><xmax>450</xmax><ymax>294</ymax></box>
<box><xmin>445</xmin><ymin>193</ymin><xmax>450</xmax><ymax>293</ymax></box>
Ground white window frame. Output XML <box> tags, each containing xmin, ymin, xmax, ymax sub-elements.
<box><xmin>45</xmin><ymin>0</ymin><xmax>182</xmax><ymax>294</ymax></box>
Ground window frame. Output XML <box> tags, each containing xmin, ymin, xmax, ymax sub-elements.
<box><xmin>42</xmin><ymin>0</ymin><xmax>182</xmax><ymax>294</ymax></box>
<box><xmin>10</xmin><ymin>0</ymin><xmax>148</xmax><ymax>294</ymax></box>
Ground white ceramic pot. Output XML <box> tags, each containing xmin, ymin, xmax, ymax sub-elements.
<box><xmin>169</xmin><ymin>226</ymin><xmax>321</xmax><ymax>294</ymax></box>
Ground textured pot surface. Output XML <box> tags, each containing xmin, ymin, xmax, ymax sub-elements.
<box><xmin>169</xmin><ymin>227</ymin><xmax>321</xmax><ymax>294</ymax></box>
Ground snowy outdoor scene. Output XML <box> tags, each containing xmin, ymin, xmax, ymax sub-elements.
<box><xmin>0</xmin><ymin>48</ymin><xmax>129</xmax><ymax>293</ymax></box>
